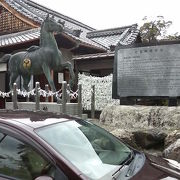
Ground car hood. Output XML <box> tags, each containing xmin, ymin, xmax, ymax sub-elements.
<box><xmin>131</xmin><ymin>153</ymin><xmax>180</xmax><ymax>180</ymax></box>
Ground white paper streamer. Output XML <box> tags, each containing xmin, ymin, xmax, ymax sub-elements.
<box><xmin>78</xmin><ymin>73</ymin><xmax>119</xmax><ymax>111</ymax></box>
<box><xmin>0</xmin><ymin>87</ymin><xmax>78</xmax><ymax>100</ymax></box>
<box><xmin>0</xmin><ymin>91</ymin><xmax>11</xmax><ymax>98</ymax></box>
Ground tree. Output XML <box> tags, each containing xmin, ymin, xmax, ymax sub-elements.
<box><xmin>140</xmin><ymin>16</ymin><xmax>173</xmax><ymax>43</ymax></box>
<box><xmin>166</xmin><ymin>32</ymin><xmax>180</xmax><ymax>40</ymax></box>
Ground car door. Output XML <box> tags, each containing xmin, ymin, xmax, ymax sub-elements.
<box><xmin>0</xmin><ymin>129</ymin><xmax>68</xmax><ymax>180</ymax></box>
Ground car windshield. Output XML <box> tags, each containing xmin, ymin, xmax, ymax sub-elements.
<box><xmin>35</xmin><ymin>119</ymin><xmax>131</xmax><ymax>180</ymax></box>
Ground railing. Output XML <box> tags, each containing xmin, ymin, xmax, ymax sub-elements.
<box><xmin>1</xmin><ymin>81</ymin><xmax>82</xmax><ymax>117</ymax></box>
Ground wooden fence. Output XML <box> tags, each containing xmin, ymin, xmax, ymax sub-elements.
<box><xmin>10</xmin><ymin>81</ymin><xmax>83</xmax><ymax>117</ymax></box>
<box><xmin>0</xmin><ymin>81</ymin><xmax>99</xmax><ymax>119</ymax></box>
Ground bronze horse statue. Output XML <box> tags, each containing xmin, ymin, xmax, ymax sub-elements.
<box><xmin>1</xmin><ymin>14</ymin><xmax>75</xmax><ymax>92</ymax></box>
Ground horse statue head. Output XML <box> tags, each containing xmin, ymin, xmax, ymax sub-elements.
<box><xmin>39</xmin><ymin>14</ymin><xmax>64</xmax><ymax>47</ymax></box>
<box><xmin>43</xmin><ymin>14</ymin><xmax>64</xmax><ymax>33</ymax></box>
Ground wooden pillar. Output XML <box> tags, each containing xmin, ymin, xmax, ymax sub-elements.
<box><xmin>91</xmin><ymin>85</ymin><xmax>95</xmax><ymax>119</ymax></box>
<box><xmin>74</xmin><ymin>61</ymin><xmax>79</xmax><ymax>89</ymax></box>
<box><xmin>78</xmin><ymin>84</ymin><xmax>82</xmax><ymax>118</ymax></box>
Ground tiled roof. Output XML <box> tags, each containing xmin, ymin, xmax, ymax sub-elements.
<box><xmin>118</xmin><ymin>25</ymin><xmax>140</xmax><ymax>46</ymax></box>
<box><xmin>4</xmin><ymin>0</ymin><xmax>94</xmax><ymax>30</ymax></box>
<box><xmin>4</xmin><ymin>0</ymin><xmax>43</xmax><ymax>24</ymax></box>
<box><xmin>0</xmin><ymin>27</ymin><xmax>106</xmax><ymax>50</ymax></box>
<box><xmin>87</xmin><ymin>26</ymin><xmax>130</xmax><ymax>38</ymax></box>
<box><xmin>0</xmin><ymin>0</ymin><xmax>139</xmax><ymax>51</ymax></box>
<box><xmin>63</xmin><ymin>30</ymin><xmax>106</xmax><ymax>50</ymax></box>
<box><xmin>0</xmin><ymin>28</ymin><xmax>40</xmax><ymax>47</ymax></box>
<box><xmin>72</xmin><ymin>25</ymin><xmax>139</xmax><ymax>61</ymax></box>
<box><xmin>1</xmin><ymin>0</ymin><xmax>106</xmax><ymax>50</ymax></box>
<box><xmin>87</xmin><ymin>24</ymin><xmax>139</xmax><ymax>49</ymax></box>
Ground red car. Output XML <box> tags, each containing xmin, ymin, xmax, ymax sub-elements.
<box><xmin>0</xmin><ymin>110</ymin><xmax>179</xmax><ymax>180</ymax></box>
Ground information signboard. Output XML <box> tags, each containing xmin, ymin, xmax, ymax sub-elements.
<box><xmin>113</xmin><ymin>43</ymin><xmax>180</xmax><ymax>98</ymax></box>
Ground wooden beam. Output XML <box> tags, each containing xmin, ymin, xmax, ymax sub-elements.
<box><xmin>76</xmin><ymin>58</ymin><xmax>114</xmax><ymax>71</ymax></box>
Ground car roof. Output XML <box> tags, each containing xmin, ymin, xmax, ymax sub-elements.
<box><xmin>0</xmin><ymin>110</ymin><xmax>77</xmax><ymax>129</ymax></box>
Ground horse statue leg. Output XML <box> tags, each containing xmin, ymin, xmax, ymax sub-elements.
<box><xmin>42</xmin><ymin>63</ymin><xmax>61</xmax><ymax>103</ymax></box>
<box><xmin>9</xmin><ymin>72</ymin><xmax>19</xmax><ymax>90</ymax></box>
<box><xmin>61</xmin><ymin>62</ymin><xmax>75</xmax><ymax>88</ymax></box>
<box><xmin>42</xmin><ymin>63</ymin><xmax>56</xmax><ymax>92</ymax></box>
<box><xmin>22</xmin><ymin>75</ymin><xmax>31</xmax><ymax>91</ymax></box>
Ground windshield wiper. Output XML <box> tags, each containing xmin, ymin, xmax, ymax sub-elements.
<box><xmin>0</xmin><ymin>134</ymin><xmax>6</xmax><ymax>143</ymax></box>
<box><xmin>126</xmin><ymin>151</ymin><xmax>138</xmax><ymax>177</ymax></box>
<box><xmin>112</xmin><ymin>150</ymin><xmax>135</xmax><ymax>179</ymax></box>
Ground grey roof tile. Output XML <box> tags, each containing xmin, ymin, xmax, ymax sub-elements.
<box><xmin>11</xmin><ymin>37</ymin><xmax>17</xmax><ymax>43</ymax></box>
<box><xmin>13</xmin><ymin>36</ymin><xmax>20</xmax><ymax>43</ymax></box>
<box><xmin>8</xmin><ymin>38</ymin><xmax>13</xmax><ymax>44</ymax></box>
<box><xmin>14</xmin><ymin>36</ymin><xmax>22</xmax><ymax>43</ymax></box>
<box><xmin>2</xmin><ymin>39</ymin><xmax>5</xmax><ymax>46</ymax></box>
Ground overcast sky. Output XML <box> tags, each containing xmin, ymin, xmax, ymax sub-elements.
<box><xmin>33</xmin><ymin>0</ymin><xmax>180</xmax><ymax>34</ymax></box>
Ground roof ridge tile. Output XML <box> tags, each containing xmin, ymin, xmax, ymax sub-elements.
<box><xmin>87</xmin><ymin>24</ymin><xmax>137</xmax><ymax>38</ymax></box>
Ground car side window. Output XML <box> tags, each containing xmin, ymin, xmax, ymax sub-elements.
<box><xmin>0</xmin><ymin>133</ymin><xmax>55</xmax><ymax>180</ymax></box>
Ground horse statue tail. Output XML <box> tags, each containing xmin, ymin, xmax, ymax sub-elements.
<box><xmin>0</xmin><ymin>54</ymin><xmax>11</xmax><ymax>63</ymax></box>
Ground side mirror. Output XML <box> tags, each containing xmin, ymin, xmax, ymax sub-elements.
<box><xmin>35</xmin><ymin>176</ymin><xmax>53</xmax><ymax>180</ymax></box>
